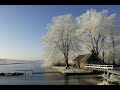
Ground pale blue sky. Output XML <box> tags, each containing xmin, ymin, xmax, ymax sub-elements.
<box><xmin>0</xmin><ymin>5</ymin><xmax>120</xmax><ymax>60</ymax></box>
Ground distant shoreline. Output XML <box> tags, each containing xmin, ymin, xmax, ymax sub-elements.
<box><xmin>0</xmin><ymin>62</ymin><xmax>37</xmax><ymax>65</ymax></box>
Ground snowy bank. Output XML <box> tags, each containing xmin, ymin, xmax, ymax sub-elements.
<box><xmin>50</xmin><ymin>66</ymin><xmax>93</xmax><ymax>75</ymax></box>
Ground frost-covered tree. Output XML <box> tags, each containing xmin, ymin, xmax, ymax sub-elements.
<box><xmin>42</xmin><ymin>14</ymin><xmax>81</xmax><ymax>69</ymax></box>
<box><xmin>76</xmin><ymin>9</ymin><xmax>119</xmax><ymax>56</ymax></box>
<box><xmin>104</xmin><ymin>25</ymin><xmax>120</xmax><ymax>65</ymax></box>
<box><xmin>42</xmin><ymin>9</ymin><xmax>120</xmax><ymax>67</ymax></box>
<box><xmin>101</xmin><ymin>11</ymin><xmax>120</xmax><ymax>65</ymax></box>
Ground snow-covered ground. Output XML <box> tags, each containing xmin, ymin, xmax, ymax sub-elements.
<box><xmin>97</xmin><ymin>72</ymin><xmax>120</xmax><ymax>85</ymax></box>
<box><xmin>51</xmin><ymin>66</ymin><xmax>92</xmax><ymax>74</ymax></box>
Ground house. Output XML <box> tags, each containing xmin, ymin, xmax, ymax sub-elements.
<box><xmin>73</xmin><ymin>50</ymin><xmax>105</xmax><ymax>69</ymax></box>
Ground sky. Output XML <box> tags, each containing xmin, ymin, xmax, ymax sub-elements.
<box><xmin>0</xmin><ymin>5</ymin><xmax>120</xmax><ymax>60</ymax></box>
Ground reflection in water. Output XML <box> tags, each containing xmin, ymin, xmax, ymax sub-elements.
<box><xmin>77</xmin><ymin>76</ymin><xmax>81</xmax><ymax>84</ymax></box>
<box><xmin>64</xmin><ymin>76</ymin><xmax>69</xmax><ymax>85</ymax></box>
<box><xmin>63</xmin><ymin>75</ymin><xmax>103</xmax><ymax>85</ymax></box>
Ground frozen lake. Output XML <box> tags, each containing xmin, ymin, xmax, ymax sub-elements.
<box><xmin>0</xmin><ymin>61</ymin><xmax>103</xmax><ymax>85</ymax></box>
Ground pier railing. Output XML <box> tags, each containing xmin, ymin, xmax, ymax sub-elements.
<box><xmin>85</xmin><ymin>64</ymin><xmax>113</xmax><ymax>70</ymax></box>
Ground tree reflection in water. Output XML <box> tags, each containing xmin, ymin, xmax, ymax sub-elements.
<box><xmin>64</xmin><ymin>75</ymin><xmax>69</xmax><ymax>85</ymax></box>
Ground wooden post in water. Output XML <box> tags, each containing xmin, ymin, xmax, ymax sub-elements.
<box><xmin>25</xmin><ymin>70</ymin><xmax>26</xmax><ymax>76</ymax></box>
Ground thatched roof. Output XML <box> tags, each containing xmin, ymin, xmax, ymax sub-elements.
<box><xmin>80</xmin><ymin>54</ymin><xmax>91</xmax><ymax>62</ymax></box>
<box><xmin>73</xmin><ymin>54</ymin><xmax>105</xmax><ymax>64</ymax></box>
<box><xmin>73</xmin><ymin>55</ymin><xmax>86</xmax><ymax>61</ymax></box>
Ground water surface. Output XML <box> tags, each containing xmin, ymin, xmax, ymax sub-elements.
<box><xmin>0</xmin><ymin>61</ymin><xmax>103</xmax><ymax>85</ymax></box>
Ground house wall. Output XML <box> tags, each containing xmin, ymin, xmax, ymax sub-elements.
<box><xmin>73</xmin><ymin>61</ymin><xmax>80</xmax><ymax>68</ymax></box>
<box><xmin>80</xmin><ymin>62</ymin><xmax>86</xmax><ymax>69</ymax></box>
<box><xmin>73</xmin><ymin>61</ymin><xmax>86</xmax><ymax>69</ymax></box>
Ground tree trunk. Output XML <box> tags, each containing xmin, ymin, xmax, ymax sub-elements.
<box><xmin>95</xmin><ymin>43</ymin><xmax>99</xmax><ymax>56</ymax></box>
<box><xmin>112</xmin><ymin>36</ymin><xmax>115</xmax><ymax>66</ymax></box>
<box><xmin>65</xmin><ymin>31</ymin><xmax>69</xmax><ymax>69</ymax></box>
<box><xmin>65</xmin><ymin>60</ymin><xmax>69</xmax><ymax>69</ymax></box>
<box><xmin>102</xmin><ymin>37</ymin><xmax>105</xmax><ymax>63</ymax></box>
<box><xmin>102</xmin><ymin>51</ymin><xmax>104</xmax><ymax>63</ymax></box>
<box><xmin>65</xmin><ymin>56</ymin><xmax>69</xmax><ymax>69</ymax></box>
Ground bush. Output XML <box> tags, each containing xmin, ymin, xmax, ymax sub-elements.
<box><xmin>54</xmin><ymin>61</ymin><xmax>66</xmax><ymax>66</ymax></box>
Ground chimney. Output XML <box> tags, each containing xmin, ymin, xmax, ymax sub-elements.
<box><xmin>91</xmin><ymin>50</ymin><xmax>95</xmax><ymax>55</ymax></box>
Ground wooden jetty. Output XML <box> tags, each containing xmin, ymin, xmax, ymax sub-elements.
<box><xmin>85</xmin><ymin>64</ymin><xmax>120</xmax><ymax>76</ymax></box>
<box><xmin>15</xmin><ymin>70</ymin><xmax>33</xmax><ymax>76</ymax></box>
<box><xmin>51</xmin><ymin>64</ymin><xmax>120</xmax><ymax>76</ymax></box>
